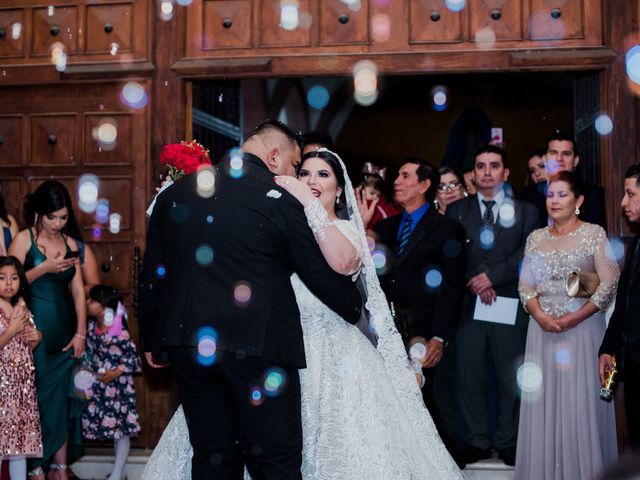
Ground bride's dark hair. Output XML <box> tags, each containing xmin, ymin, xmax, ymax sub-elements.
<box><xmin>299</xmin><ymin>150</ymin><xmax>349</xmax><ymax>220</ymax></box>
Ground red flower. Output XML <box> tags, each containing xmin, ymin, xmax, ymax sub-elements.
<box><xmin>159</xmin><ymin>140</ymin><xmax>212</xmax><ymax>180</ymax></box>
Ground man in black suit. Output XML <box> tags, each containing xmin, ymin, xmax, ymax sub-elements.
<box><xmin>599</xmin><ymin>163</ymin><xmax>640</xmax><ymax>451</ymax></box>
<box><xmin>446</xmin><ymin>145</ymin><xmax>539</xmax><ymax>466</ymax></box>
<box><xmin>519</xmin><ymin>132</ymin><xmax>606</xmax><ymax>228</ymax></box>
<box><xmin>373</xmin><ymin>158</ymin><xmax>466</xmax><ymax>465</ymax></box>
<box><xmin>141</xmin><ymin>121</ymin><xmax>362</xmax><ymax>479</ymax></box>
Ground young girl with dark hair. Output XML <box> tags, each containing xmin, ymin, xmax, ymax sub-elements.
<box><xmin>82</xmin><ymin>284</ymin><xmax>141</xmax><ymax>480</ymax></box>
<box><xmin>0</xmin><ymin>256</ymin><xmax>42</xmax><ymax>480</ymax></box>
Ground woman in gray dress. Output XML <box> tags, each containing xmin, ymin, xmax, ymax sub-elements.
<box><xmin>516</xmin><ymin>171</ymin><xmax>619</xmax><ymax>480</ymax></box>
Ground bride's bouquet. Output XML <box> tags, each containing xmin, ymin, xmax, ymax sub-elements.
<box><xmin>146</xmin><ymin>140</ymin><xmax>212</xmax><ymax>216</ymax></box>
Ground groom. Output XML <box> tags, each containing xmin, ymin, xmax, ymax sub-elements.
<box><xmin>141</xmin><ymin>120</ymin><xmax>363</xmax><ymax>479</ymax></box>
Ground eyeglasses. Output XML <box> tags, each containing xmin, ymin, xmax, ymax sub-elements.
<box><xmin>437</xmin><ymin>182</ymin><xmax>461</xmax><ymax>192</ymax></box>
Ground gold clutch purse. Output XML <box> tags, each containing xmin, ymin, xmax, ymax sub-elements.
<box><xmin>566</xmin><ymin>271</ymin><xmax>600</xmax><ymax>298</ymax></box>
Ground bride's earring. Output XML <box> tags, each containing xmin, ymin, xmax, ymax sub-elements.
<box><xmin>575</xmin><ymin>207</ymin><xmax>580</xmax><ymax>215</ymax></box>
<box><xmin>336</xmin><ymin>197</ymin><xmax>340</xmax><ymax>205</ymax></box>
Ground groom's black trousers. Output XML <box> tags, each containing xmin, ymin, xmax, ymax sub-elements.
<box><xmin>169</xmin><ymin>348</ymin><xmax>303</xmax><ymax>480</ymax></box>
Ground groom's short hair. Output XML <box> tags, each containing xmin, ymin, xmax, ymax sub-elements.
<box><xmin>247</xmin><ymin>120</ymin><xmax>302</xmax><ymax>152</ymax></box>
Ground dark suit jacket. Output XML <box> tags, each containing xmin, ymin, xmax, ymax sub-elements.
<box><xmin>446</xmin><ymin>195</ymin><xmax>539</xmax><ymax>324</ymax></box>
<box><xmin>373</xmin><ymin>207</ymin><xmax>466</xmax><ymax>342</ymax></box>
<box><xmin>140</xmin><ymin>153</ymin><xmax>362</xmax><ymax>368</ymax></box>
<box><xmin>600</xmin><ymin>233</ymin><xmax>640</xmax><ymax>365</ymax></box>
<box><xmin>519</xmin><ymin>180</ymin><xmax>606</xmax><ymax>229</ymax></box>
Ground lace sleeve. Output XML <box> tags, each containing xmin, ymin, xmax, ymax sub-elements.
<box><xmin>518</xmin><ymin>230</ymin><xmax>539</xmax><ymax>311</ymax></box>
<box><xmin>333</xmin><ymin>220</ymin><xmax>365</xmax><ymax>277</ymax></box>
<box><xmin>590</xmin><ymin>227</ymin><xmax>620</xmax><ymax>311</ymax></box>
<box><xmin>304</xmin><ymin>199</ymin><xmax>331</xmax><ymax>242</ymax></box>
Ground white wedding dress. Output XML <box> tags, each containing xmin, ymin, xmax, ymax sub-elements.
<box><xmin>142</xmin><ymin>152</ymin><xmax>462</xmax><ymax>480</ymax></box>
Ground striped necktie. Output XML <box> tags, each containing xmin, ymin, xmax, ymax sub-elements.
<box><xmin>396</xmin><ymin>215</ymin><xmax>413</xmax><ymax>256</ymax></box>
<box><xmin>482</xmin><ymin>200</ymin><xmax>496</xmax><ymax>231</ymax></box>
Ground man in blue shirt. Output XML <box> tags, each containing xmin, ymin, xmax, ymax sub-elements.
<box><xmin>374</xmin><ymin>158</ymin><xmax>467</xmax><ymax>467</ymax></box>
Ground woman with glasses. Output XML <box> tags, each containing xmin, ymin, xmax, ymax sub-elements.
<box><xmin>435</xmin><ymin>167</ymin><xmax>467</xmax><ymax>215</ymax></box>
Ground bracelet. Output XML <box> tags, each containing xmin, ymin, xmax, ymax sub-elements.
<box><xmin>74</xmin><ymin>333</ymin><xmax>86</xmax><ymax>340</ymax></box>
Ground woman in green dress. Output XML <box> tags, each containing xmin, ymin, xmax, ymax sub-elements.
<box><xmin>9</xmin><ymin>180</ymin><xmax>86</xmax><ymax>480</ymax></box>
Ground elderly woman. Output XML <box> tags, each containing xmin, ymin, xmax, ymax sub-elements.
<box><xmin>516</xmin><ymin>171</ymin><xmax>619</xmax><ymax>480</ymax></box>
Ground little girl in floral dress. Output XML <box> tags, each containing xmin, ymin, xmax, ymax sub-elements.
<box><xmin>0</xmin><ymin>256</ymin><xmax>42</xmax><ymax>480</ymax></box>
<box><xmin>81</xmin><ymin>284</ymin><xmax>141</xmax><ymax>480</ymax></box>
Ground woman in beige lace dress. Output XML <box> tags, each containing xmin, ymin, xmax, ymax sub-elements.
<box><xmin>516</xmin><ymin>171</ymin><xmax>619</xmax><ymax>480</ymax></box>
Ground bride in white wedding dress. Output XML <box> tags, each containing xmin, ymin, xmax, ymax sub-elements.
<box><xmin>142</xmin><ymin>149</ymin><xmax>462</xmax><ymax>480</ymax></box>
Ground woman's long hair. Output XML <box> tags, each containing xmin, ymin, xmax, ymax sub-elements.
<box><xmin>24</xmin><ymin>180</ymin><xmax>83</xmax><ymax>241</ymax></box>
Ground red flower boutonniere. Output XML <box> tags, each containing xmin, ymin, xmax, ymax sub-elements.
<box><xmin>159</xmin><ymin>140</ymin><xmax>212</xmax><ymax>181</ymax></box>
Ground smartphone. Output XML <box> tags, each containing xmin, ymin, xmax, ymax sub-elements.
<box><xmin>64</xmin><ymin>250</ymin><xmax>81</xmax><ymax>259</ymax></box>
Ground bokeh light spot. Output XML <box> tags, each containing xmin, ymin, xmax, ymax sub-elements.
<box><xmin>425</xmin><ymin>268</ymin><xmax>443</xmax><ymax>290</ymax></box>
<box><xmin>353</xmin><ymin>60</ymin><xmax>378</xmax><ymax>106</ymax></box>
<box><xmin>475</xmin><ymin>27</ymin><xmax>496</xmax><ymax>50</ymax></box>
<box><xmin>197</xmin><ymin>167</ymin><xmax>217</xmax><ymax>197</ymax></box>
<box><xmin>594</xmin><ymin>114</ymin><xmax>613</xmax><ymax>136</ymax></box>
<box><xmin>95</xmin><ymin>199</ymin><xmax>110</xmax><ymax>224</ymax></box>
<box><xmin>120</xmin><ymin>82</ymin><xmax>148</xmax><ymax>110</ymax></box>
<box><xmin>206</xmin><ymin>214</ymin><xmax>214</xmax><ymax>224</ymax></box>
<box><xmin>280</xmin><ymin>2</ymin><xmax>299</xmax><ymax>30</ymax></box>
<box><xmin>169</xmin><ymin>203</ymin><xmax>189</xmax><ymax>223</ymax></box>
<box><xmin>78</xmin><ymin>174</ymin><xmax>100</xmax><ymax>213</ymax></box>
<box><xmin>250</xmin><ymin>386</ymin><xmax>264</xmax><ymax>406</ymax></box>
<box><xmin>74</xmin><ymin>369</ymin><xmax>95</xmax><ymax>391</ymax></box>
<box><xmin>480</xmin><ymin>228</ymin><xmax>495</xmax><ymax>250</ymax></box>
<box><xmin>195</xmin><ymin>244</ymin><xmax>214</xmax><ymax>266</ymax></box>
<box><xmin>409</xmin><ymin>341</ymin><xmax>427</xmax><ymax>363</ymax></box>
<box><xmin>498</xmin><ymin>202</ymin><xmax>516</xmax><ymax>228</ymax></box>
<box><xmin>11</xmin><ymin>23</ymin><xmax>22</xmax><ymax>40</ymax></box>
<box><xmin>156</xmin><ymin>265</ymin><xmax>167</xmax><ymax>279</ymax></box>
<box><xmin>608</xmin><ymin>237</ymin><xmax>625</xmax><ymax>262</ymax></box>
<box><xmin>431</xmin><ymin>85</ymin><xmax>448</xmax><ymax>112</ymax></box>
<box><xmin>371</xmin><ymin>14</ymin><xmax>391</xmax><ymax>42</ymax></box>
<box><xmin>263</xmin><ymin>367</ymin><xmax>287</xmax><ymax>397</ymax></box>
<box><xmin>517</xmin><ymin>362</ymin><xmax>543</xmax><ymax>395</ymax></box>
<box><xmin>626</xmin><ymin>45</ymin><xmax>640</xmax><ymax>85</ymax></box>
<box><xmin>109</xmin><ymin>213</ymin><xmax>121</xmax><ymax>234</ymax></box>
<box><xmin>197</xmin><ymin>326</ymin><xmax>217</xmax><ymax>366</ymax></box>
<box><xmin>307</xmin><ymin>85</ymin><xmax>330</xmax><ymax>110</ymax></box>
<box><xmin>445</xmin><ymin>0</ymin><xmax>465</xmax><ymax>12</ymax></box>
<box><xmin>104</xmin><ymin>308</ymin><xmax>115</xmax><ymax>327</ymax></box>
<box><xmin>234</xmin><ymin>282</ymin><xmax>252</xmax><ymax>307</ymax></box>
<box><xmin>554</xmin><ymin>343</ymin><xmax>572</xmax><ymax>369</ymax></box>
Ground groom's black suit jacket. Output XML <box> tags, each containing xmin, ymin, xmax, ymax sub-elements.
<box><xmin>373</xmin><ymin>207</ymin><xmax>466</xmax><ymax>342</ymax></box>
<box><xmin>140</xmin><ymin>153</ymin><xmax>362</xmax><ymax>368</ymax></box>
<box><xmin>600</xmin><ymin>233</ymin><xmax>640</xmax><ymax>365</ymax></box>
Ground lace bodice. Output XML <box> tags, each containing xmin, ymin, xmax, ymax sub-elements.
<box><xmin>519</xmin><ymin>223</ymin><xmax>619</xmax><ymax>316</ymax></box>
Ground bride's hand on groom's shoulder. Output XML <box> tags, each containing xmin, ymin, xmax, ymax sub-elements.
<box><xmin>274</xmin><ymin>176</ymin><xmax>314</xmax><ymax>207</ymax></box>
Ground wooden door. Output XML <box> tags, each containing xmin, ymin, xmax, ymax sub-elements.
<box><xmin>0</xmin><ymin>80</ymin><xmax>168</xmax><ymax>449</ymax></box>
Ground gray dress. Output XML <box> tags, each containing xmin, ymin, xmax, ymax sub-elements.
<box><xmin>516</xmin><ymin>223</ymin><xmax>619</xmax><ymax>480</ymax></box>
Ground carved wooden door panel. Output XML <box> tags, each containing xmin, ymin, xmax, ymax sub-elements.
<box><xmin>0</xmin><ymin>80</ymin><xmax>165</xmax><ymax>448</ymax></box>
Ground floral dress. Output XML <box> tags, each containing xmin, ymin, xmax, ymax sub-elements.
<box><xmin>81</xmin><ymin>318</ymin><xmax>142</xmax><ymax>440</ymax></box>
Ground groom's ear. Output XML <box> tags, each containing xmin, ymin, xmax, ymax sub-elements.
<box><xmin>266</xmin><ymin>147</ymin><xmax>281</xmax><ymax>171</ymax></box>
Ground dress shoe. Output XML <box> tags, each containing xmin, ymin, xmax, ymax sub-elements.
<box><xmin>461</xmin><ymin>445</ymin><xmax>492</xmax><ymax>464</ymax></box>
<box><xmin>498</xmin><ymin>447</ymin><xmax>516</xmax><ymax>466</ymax></box>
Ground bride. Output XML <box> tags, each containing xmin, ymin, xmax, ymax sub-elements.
<box><xmin>142</xmin><ymin>149</ymin><xmax>462</xmax><ymax>479</ymax></box>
